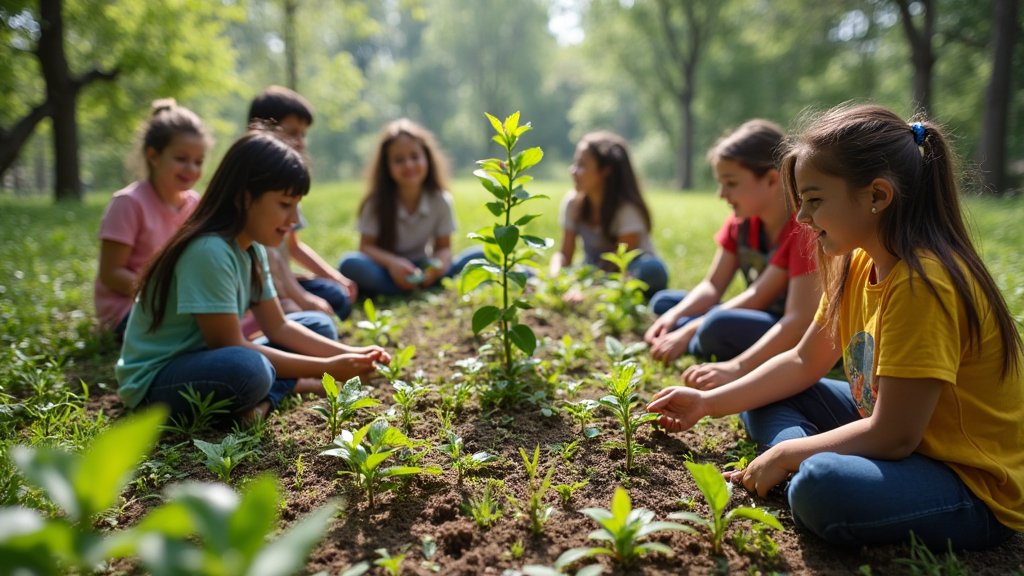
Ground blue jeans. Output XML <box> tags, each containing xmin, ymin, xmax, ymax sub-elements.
<box><xmin>299</xmin><ymin>277</ymin><xmax>352</xmax><ymax>321</ymax></box>
<box><xmin>338</xmin><ymin>246</ymin><xmax>484</xmax><ymax>297</ymax></box>
<box><xmin>142</xmin><ymin>311</ymin><xmax>337</xmax><ymax>420</ymax></box>
<box><xmin>648</xmin><ymin>290</ymin><xmax>779</xmax><ymax>360</ymax></box>
<box><xmin>627</xmin><ymin>253</ymin><xmax>668</xmax><ymax>296</ymax></box>
<box><xmin>741</xmin><ymin>378</ymin><xmax>1015</xmax><ymax>550</ymax></box>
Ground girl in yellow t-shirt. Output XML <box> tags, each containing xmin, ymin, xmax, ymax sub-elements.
<box><xmin>648</xmin><ymin>104</ymin><xmax>1023</xmax><ymax>550</ymax></box>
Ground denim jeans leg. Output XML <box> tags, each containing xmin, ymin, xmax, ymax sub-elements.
<box><xmin>141</xmin><ymin>346</ymin><xmax>274</xmax><ymax>421</ymax></box>
<box><xmin>649</xmin><ymin>289</ymin><xmax>688</xmax><ymax>316</ymax></box>
<box><xmin>690</xmin><ymin>307</ymin><xmax>780</xmax><ymax>360</ymax></box>
<box><xmin>299</xmin><ymin>277</ymin><xmax>352</xmax><ymax>320</ymax></box>
<box><xmin>628</xmin><ymin>254</ymin><xmax>669</xmax><ymax>296</ymax></box>
<box><xmin>789</xmin><ymin>451</ymin><xmax>1015</xmax><ymax>550</ymax></box>
<box><xmin>740</xmin><ymin>378</ymin><xmax>860</xmax><ymax>447</ymax></box>
<box><xmin>339</xmin><ymin>252</ymin><xmax>402</xmax><ymax>297</ymax></box>
<box><xmin>448</xmin><ymin>246</ymin><xmax>486</xmax><ymax>277</ymax></box>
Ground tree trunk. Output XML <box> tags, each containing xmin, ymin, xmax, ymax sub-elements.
<box><xmin>977</xmin><ymin>0</ymin><xmax>1019</xmax><ymax>195</ymax></box>
<box><xmin>895</xmin><ymin>0</ymin><xmax>936</xmax><ymax>115</ymax></box>
<box><xmin>678</xmin><ymin>89</ymin><xmax>694</xmax><ymax>190</ymax></box>
<box><xmin>284</xmin><ymin>0</ymin><xmax>299</xmax><ymax>91</ymax></box>
<box><xmin>0</xmin><ymin>102</ymin><xmax>51</xmax><ymax>179</ymax></box>
<box><xmin>38</xmin><ymin>0</ymin><xmax>82</xmax><ymax>201</ymax></box>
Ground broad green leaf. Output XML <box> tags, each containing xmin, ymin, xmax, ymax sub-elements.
<box><xmin>494</xmin><ymin>225</ymin><xmax>520</xmax><ymax>255</ymax></box>
<box><xmin>247</xmin><ymin>500</ymin><xmax>338</xmax><ymax>576</ymax></box>
<box><xmin>75</xmin><ymin>407</ymin><xmax>166</xmax><ymax>520</ymax></box>
<box><xmin>521</xmin><ymin>235</ymin><xmax>553</xmax><ymax>249</ymax></box>
<box><xmin>554</xmin><ymin>546</ymin><xmax>599</xmax><ymax>568</ymax></box>
<box><xmin>459</xmin><ymin>264</ymin><xmax>493</xmax><ymax>295</ymax></box>
<box><xmin>727</xmin><ymin>507</ymin><xmax>784</xmax><ymax>530</ymax></box>
<box><xmin>503</xmin><ymin>111</ymin><xmax>520</xmax><ymax>134</ymax></box>
<box><xmin>11</xmin><ymin>447</ymin><xmax>79</xmax><ymax>521</ymax></box>
<box><xmin>685</xmin><ymin>461</ymin><xmax>730</xmax><ymax>514</ymax></box>
<box><xmin>485</xmin><ymin>201</ymin><xmax>504</xmax><ymax>217</ymax></box>
<box><xmin>609</xmin><ymin>487</ymin><xmax>631</xmax><ymax>521</ymax></box>
<box><xmin>485</xmin><ymin>112</ymin><xmax>503</xmax><ymax>135</ymax></box>
<box><xmin>635</xmin><ymin>541</ymin><xmax>674</xmax><ymax>557</ymax></box>
<box><xmin>515</xmin><ymin>147</ymin><xmax>544</xmax><ymax>171</ymax></box>
<box><xmin>321</xmin><ymin>373</ymin><xmax>338</xmax><ymax>398</ymax></box>
<box><xmin>514</xmin><ymin>214</ymin><xmax>540</xmax><ymax>226</ymax></box>
<box><xmin>509</xmin><ymin>324</ymin><xmax>537</xmax><ymax>355</ymax></box>
<box><xmin>472</xmin><ymin>306</ymin><xmax>502</xmax><ymax>334</ymax></box>
<box><xmin>228</xmin><ymin>476</ymin><xmax>279</xmax><ymax>561</ymax></box>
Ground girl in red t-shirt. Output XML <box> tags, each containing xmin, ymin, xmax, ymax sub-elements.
<box><xmin>644</xmin><ymin>120</ymin><xmax>818</xmax><ymax>389</ymax></box>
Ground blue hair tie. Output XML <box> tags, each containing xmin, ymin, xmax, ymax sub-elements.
<box><xmin>911</xmin><ymin>122</ymin><xmax>926</xmax><ymax>145</ymax></box>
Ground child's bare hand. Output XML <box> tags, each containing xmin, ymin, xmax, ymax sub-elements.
<box><xmin>387</xmin><ymin>258</ymin><xmax>420</xmax><ymax>290</ymax></box>
<box><xmin>682</xmin><ymin>360</ymin><xmax>741</xmax><ymax>390</ymax></box>
<box><xmin>728</xmin><ymin>447</ymin><xmax>792</xmax><ymax>498</ymax></box>
<box><xmin>562</xmin><ymin>287</ymin><xmax>584</xmax><ymax>305</ymax></box>
<box><xmin>650</xmin><ymin>329</ymin><xmax>692</xmax><ymax>363</ymax></box>
<box><xmin>326</xmin><ymin>353</ymin><xmax>381</xmax><ymax>380</ymax></box>
<box><xmin>646</xmin><ymin>385</ymin><xmax>706</xmax><ymax>432</ymax></box>
<box><xmin>644</xmin><ymin>314</ymin><xmax>675</xmax><ymax>344</ymax></box>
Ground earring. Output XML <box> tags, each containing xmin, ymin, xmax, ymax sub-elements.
<box><xmin>871</xmin><ymin>207</ymin><xmax>877</xmax><ymax>214</ymax></box>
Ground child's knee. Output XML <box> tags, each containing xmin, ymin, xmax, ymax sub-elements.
<box><xmin>788</xmin><ymin>453</ymin><xmax>850</xmax><ymax>536</ymax></box>
<box><xmin>221</xmin><ymin>348</ymin><xmax>275</xmax><ymax>406</ymax></box>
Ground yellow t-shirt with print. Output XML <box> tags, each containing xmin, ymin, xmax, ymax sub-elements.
<box><xmin>814</xmin><ymin>249</ymin><xmax>1024</xmax><ymax>530</ymax></box>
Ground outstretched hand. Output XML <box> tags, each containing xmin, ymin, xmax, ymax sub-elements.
<box><xmin>646</xmin><ymin>385</ymin><xmax>707</xmax><ymax>432</ymax></box>
<box><xmin>722</xmin><ymin>445</ymin><xmax>793</xmax><ymax>498</ymax></box>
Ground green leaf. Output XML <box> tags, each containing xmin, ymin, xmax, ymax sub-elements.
<box><xmin>727</xmin><ymin>507</ymin><xmax>784</xmax><ymax>531</ymax></box>
<box><xmin>515</xmin><ymin>147</ymin><xmax>544</xmax><ymax>171</ymax></box>
<box><xmin>321</xmin><ymin>373</ymin><xmax>338</xmax><ymax>398</ymax></box>
<box><xmin>485</xmin><ymin>201</ymin><xmax>504</xmax><ymax>217</ymax></box>
<box><xmin>75</xmin><ymin>407</ymin><xmax>166</xmax><ymax>520</ymax></box>
<box><xmin>554</xmin><ymin>546</ymin><xmax>598</xmax><ymax>569</ymax></box>
<box><xmin>508</xmin><ymin>271</ymin><xmax>528</xmax><ymax>290</ymax></box>
<box><xmin>514</xmin><ymin>214</ymin><xmax>540</xmax><ymax>226</ymax></box>
<box><xmin>247</xmin><ymin>500</ymin><xmax>338</xmax><ymax>576</ymax></box>
<box><xmin>503</xmin><ymin>111</ymin><xmax>521</xmax><ymax>134</ymax></box>
<box><xmin>228</xmin><ymin>477</ymin><xmax>280</xmax><ymax>562</ymax></box>
<box><xmin>459</xmin><ymin>264</ymin><xmax>493</xmax><ymax>295</ymax></box>
<box><xmin>494</xmin><ymin>225</ymin><xmax>520</xmax><ymax>256</ymax></box>
<box><xmin>685</xmin><ymin>461</ymin><xmax>730</xmax><ymax>515</ymax></box>
<box><xmin>521</xmin><ymin>235</ymin><xmax>553</xmax><ymax>249</ymax></box>
<box><xmin>11</xmin><ymin>446</ymin><xmax>80</xmax><ymax>521</ymax></box>
<box><xmin>485</xmin><ymin>112</ymin><xmax>504</xmax><ymax>135</ymax></box>
<box><xmin>472</xmin><ymin>306</ymin><xmax>502</xmax><ymax>334</ymax></box>
<box><xmin>509</xmin><ymin>324</ymin><xmax>537</xmax><ymax>355</ymax></box>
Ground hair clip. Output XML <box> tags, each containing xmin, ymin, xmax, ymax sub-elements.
<box><xmin>910</xmin><ymin>122</ymin><xmax>926</xmax><ymax>146</ymax></box>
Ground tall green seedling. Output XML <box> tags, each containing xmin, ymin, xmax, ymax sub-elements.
<box><xmin>312</xmin><ymin>374</ymin><xmax>380</xmax><ymax>441</ymax></box>
<box><xmin>513</xmin><ymin>445</ymin><xmax>556</xmax><ymax>536</ymax></box>
<box><xmin>460</xmin><ymin>111</ymin><xmax>552</xmax><ymax>378</ymax></box>
<box><xmin>598</xmin><ymin>363</ymin><xmax>658</xmax><ymax>474</ymax></box>
<box><xmin>668</xmin><ymin>461</ymin><xmax>782</xmax><ymax>554</ymax></box>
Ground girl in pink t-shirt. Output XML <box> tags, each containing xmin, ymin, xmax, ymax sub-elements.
<box><xmin>94</xmin><ymin>99</ymin><xmax>211</xmax><ymax>336</ymax></box>
<box><xmin>644</xmin><ymin>120</ymin><xmax>819</xmax><ymax>389</ymax></box>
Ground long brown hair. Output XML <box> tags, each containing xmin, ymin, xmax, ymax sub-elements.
<box><xmin>577</xmin><ymin>131</ymin><xmax>652</xmax><ymax>243</ymax></box>
<box><xmin>359</xmin><ymin>118</ymin><xmax>449</xmax><ymax>252</ymax></box>
<box><xmin>781</xmin><ymin>103</ymin><xmax>1022</xmax><ymax>378</ymax></box>
<box><xmin>706</xmin><ymin>119</ymin><xmax>784</xmax><ymax>177</ymax></box>
<box><xmin>138</xmin><ymin>128</ymin><xmax>310</xmax><ymax>331</ymax></box>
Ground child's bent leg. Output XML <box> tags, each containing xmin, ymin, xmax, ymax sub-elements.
<box><xmin>339</xmin><ymin>252</ymin><xmax>401</xmax><ymax>297</ymax></box>
<box><xmin>628</xmin><ymin>253</ymin><xmax>669</xmax><ymax>296</ymax></box>
<box><xmin>143</xmin><ymin>346</ymin><xmax>274</xmax><ymax>421</ymax></box>
<box><xmin>649</xmin><ymin>289</ymin><xmax>688</xmax><ymax>317</ymax></box>
<box><xmin>299</xmin><ymin>277</ymin><xmax>352</xmax><ymax>320</ymax></box>
<box><xmin>740</xmin><ymin>378</ymin><xmax>858</xmax><ymax>447</ymax></box>
<box><xmin>448</xmin><ymin>246</ymin><xmax>486</xmax><ymax>277</ymax></box>
<box><xmin>789</xmin><ymin>452</ymin><xmax>1015</xmax><ymax>550</ymax></box>
<box><xmin>690</xmin><ymin>307</ymin><xmax>779</xmax><ymax>360</ymax></box>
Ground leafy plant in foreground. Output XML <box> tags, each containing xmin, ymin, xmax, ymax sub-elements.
<box><xmin>555</xmin><ymin>486</ymin><xmax>692</xmax><ymax>570</ymax></box>
<box><xmin>595</xmin><ymin>244</ymin><xmax>650</xmax><ymax>336</ymax></box>
<box><xmin>597</xmin><ymin>363</ymin><xmax>657</xmax><ymax>474</ymax></box>
<box><xmin>894</xmin><ymin>531</ymin><xmax>967</xmax><ymax>575</ymax></box>
<box><xmin>193</xmin><ymin>433</ymin><xmax>257</xmax><ymax>483</ymax></box>
<box><xmin>376</xmin><ymin>344</ymin><xmax>416</xmax><ymax>384</ymax></box>
<box><xmin>0</xmin><ymin>408</ymin><xmax>165</xmax><ymax>574</ymax></box>
<box><xmin>553</xmin><ymin>479</ymin><xmax>589</xmax><ymax>507</ymax></box>
<box><xmin>321</xmin><ymin>419</ymin><xmax>441</xmax><ymax>508</ymax></box>
<box><xmin>312</xmin><ymin>374</ymin><xmax>380</xmax><ymax>441</ymax></box>
<box><xmin>562</xmin><ymin>398</ymin><xmax>601</xmax><ymax>440</ymax></box>
<box><xmin>460</xmin><ymin>111</ymin><xmax>551</xmax><ymax>377</ymax></box>
<box><xmin>668</xmin><ymin>461</ymin><xmax>782</xmax><ymax>554</ymax></box>
<box><xmin>604</xmin><ymin>335</ymin><xmax>648</xmax><ymax>366</ymax></box>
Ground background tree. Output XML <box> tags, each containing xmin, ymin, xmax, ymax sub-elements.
<box><xmin>978</xmin><ymin>0</ymin><xmax>1020</xmax><ymax>194</ymax></box>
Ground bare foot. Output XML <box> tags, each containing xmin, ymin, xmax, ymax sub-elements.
<box><xmin>241</xmin><ymin>400</ymin><xmax>270</xmax><ymax>425</ymax></box>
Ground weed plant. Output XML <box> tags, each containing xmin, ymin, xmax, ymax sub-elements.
<box><xmin>514</xmin><ymin>445</ymin><xmax>556</xmax><ymax>536</ymax></box>
<box><xmin>594</xmin><ymin>244</ymin><xmax>650</xmax><ymax>336</ymax></box>
<box><xmin>462</xmin><ymin>479</ymin><xmax>505</xmax><ymax>529</ymax></box>
<box><xmin>438</xmin><ymin>432</ymin><xmax>499</xmax><ymax>483</ymax></box>
<box><xmin>193</xmin><ymin>433</ymin><xmax>258</xmax><ymax>484</ymax></box>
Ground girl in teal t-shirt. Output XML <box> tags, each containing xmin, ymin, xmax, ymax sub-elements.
<box><xmin>117</xmin><ymin>128</ymin><xmax>390</xmax><ymax>423</ymax></box>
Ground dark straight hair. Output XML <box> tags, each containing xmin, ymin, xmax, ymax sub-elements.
<box><xmin>138</xmin><ymin>128</ymin><xmax>310</xmax><ymax>331</ymax></box>
<box><xmin>578</xmin><ymin>131</ymin><xmax>652</xmax><ymax>244</ymax></box>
